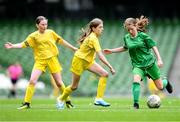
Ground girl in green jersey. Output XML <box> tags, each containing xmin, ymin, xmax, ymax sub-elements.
<box><xmin>104</xmin><ymin>16</ymin><xmax>173</xmax><ymax>109</ymax></box>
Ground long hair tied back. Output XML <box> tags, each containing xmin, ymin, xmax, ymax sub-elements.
<box><xmin>136</xmin><ymin>15</ymin><xmax>149</xmax><ymax>32</ymax></box>
<box><xmin>78</xmin><ymin>18</ymin><xmax>103</xmax><ymax>44</ymax></box>
<box><xmin>124</xmin><ymin>15</ymin><xmax>149</xmax><ymax>32</ymax></box>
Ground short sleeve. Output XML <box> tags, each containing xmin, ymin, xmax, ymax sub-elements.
<box><xmin>141</xmin><ymin>32</ymin><xmax>156</xmax><ymax>48</ymax></box>
<box><xmin>123</xmin><ymin>36</ymin><xmax>128</xmax><ymax>49</ymax></box>
<box><xmin>22</xmin><ymin>35</ymin><xmax>35</xmax><ymax>48</ymax></box>
<box><xmin>51</xmin><ymin>30</ymin><xmax>63</xmax><ymax>44</ymax></box>
<box><xmin>92</xmin><ymin>38</ymin><xmax>101</xmax><ymax>52</ymax></box>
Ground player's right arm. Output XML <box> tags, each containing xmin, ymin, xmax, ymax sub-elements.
<box><xmin>5</xmin><ymin>33</ymin><xmax>35</xmax><ymax>49</ymax></box>
<box><xmin>103</xmin><ymin>46</ymin><xmax>127</xmax><ymax>54</ymax></box>
<box><xmin>4</xmin><ymin>42</ymin><xmax>24</xmax><ymax>49</ymax></box>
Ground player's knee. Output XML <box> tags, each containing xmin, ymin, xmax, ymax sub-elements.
<box><xmin>29</xmin><ymin>81</ymin><xmax>36</xmax><ymax>86</ymax></box>
<box><xmin>156</xmin><ymin>85</ymin><xmax>163</xmax><ymax>90</ymax></box>
<box><xmin>56</xmin><ymin>82</ymin><xmax>61</xmax><ymax>87</ymax></box>
<box><xmin>101</xmin><ymin>71</ymin><xmax>109</xmax><ymax>77</ymax></box>
<box><xmin>133</xmin><ymin>75</ymin><xmax>141</xmax><ymax>82</ymax></box>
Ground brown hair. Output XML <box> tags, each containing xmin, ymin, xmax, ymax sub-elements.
<box><xmin>124</xmin><ymin>15</ymin><xmax>149</xmax><ymax>32</ymax></box>
<box><xmin>36</xmin><ymin>16</ymin><xmax>47</xmax><ymax>24</ymax></box>
<box><xmin>78</xmin><ymin>18</ymin><xmax>103</xmax><ymax>44</ymax></box>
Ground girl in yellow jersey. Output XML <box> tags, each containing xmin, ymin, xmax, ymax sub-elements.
<box><xmin>4</xmin><ymin>16</ymin><xmax>78</xmax><ymax>109</ymax></box>
<box><xmin>56</xmin><ymin>18</ymin><xmax>115</xmax><ymax>109</ymax></box>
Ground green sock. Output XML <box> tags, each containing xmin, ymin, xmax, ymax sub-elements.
<box><xmin>162</xmin><ymin>79</ymin><xmax>168</xmax><ymax>89</ymax></box>
<box><xmin>132</xmin><ymin>82</ymin><xmax>140</xmax><ymax>103</ymax></box>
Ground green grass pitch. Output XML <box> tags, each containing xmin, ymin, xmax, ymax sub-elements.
<box><xmin>0</xmin><ymin>97</ymin><xmax>180</xmax><ymax>122</ymax></box>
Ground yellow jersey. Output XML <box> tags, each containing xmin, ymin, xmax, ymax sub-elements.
<box><xmin>22</xmin><ymin>29</ymin><xmax>63</xmax><ymax>60</ymax></box>
<box><xmin>75</xmin><ymin>32</ymin><xmax>101</xmax><ymax>63</ymax></box>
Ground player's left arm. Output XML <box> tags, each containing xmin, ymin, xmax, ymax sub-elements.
<box><xmin>93</xmin><ymin>38</ymin><xmax>115</xmax><ymax>75</ymax></box>
<box><xmin>97</xmin><ymin>51</ymin><xmax>115</xmax><ymax>75</ymax></box>
<box><xmin>52</xmin><ymin>30</ymin><xmax>78</xmax><ymax>52</ymax></box>
<box><xmin>152</xmin><ymin>46</ymin><xmax>163</xmax><ymax>68</ymax></box>
<box><xmin>61</xmin><ymin>40</ymin><xmax>78</xmax><ymax>52</ymax></box>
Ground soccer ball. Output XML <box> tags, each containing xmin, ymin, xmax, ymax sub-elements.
<box><xmin>147</xmin><ymin>94</ymin><xmax>161</xmax><ymax>108</ymax></box>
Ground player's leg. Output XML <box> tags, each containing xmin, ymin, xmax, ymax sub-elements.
<box><xmin>48</xmin><ymin>56</ymin><xmax>74</xmax><ymax>108</ymax></box>
<box><xmin>49</xmin><ymin>75</ymin><xmax>59</xmax><ymax>98</ymax></box>
<box><xmin>132</xmin><ymin>75</ymin><xmax>141</xmax><ymax>109</ymax></box>
<box><xmin>148</xmin><ymin>78</ymin><xmax>159</xmax><ymax>94</ymax></box>
<box><xmin>17</xmin><ymin>69</ymin><xmax>42</xmax><ymax>109</ymax></box>
<box><xmin>56</xmin><ymin>73</ymin><xmax>80</xmax><ymax>109</ymax></box>
<box><xmin>153</xmin><ymin>78</ymin><xmax>172</xmax><ymax>93</ymax></box>
<box><xmin>52</xmin><ymin>72</ymin><xmax>74</xmax><ymax>108</ymax></box>
<box><xmin>132</xmin><ymin>67</ymin><xmax>145</xmax><ymax>109</ymax></box>
<box><xmin>147</xmin><ymin>63</ymin><xmax>173</xmax><ymax>93</ymax></box>
<box><xmin>18</xmin><ymin>59</ymin><xmax>46</xmax><ymax>110</ymax></box>
<box><xmin>61</xmin><ymin>73</ymin><xmax>80</xmax><ymax>101</ymax></box>
<box><xmin>88</xmin><ymin>62</ymin><xmax>110</xmax><ymax>107</ymax></box>
<box><xmin>56</xmin><ymin>56</ymin><xmax>82</xmax><ymax>109</ymax></box>
<box><xmin>59</xmin><ymin>56</ymin><xmax>83</xmax><ymax>101</ymax></box>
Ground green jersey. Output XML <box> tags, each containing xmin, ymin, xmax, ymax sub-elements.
<box><xmin>123</xmin><ymin>32</ymin><xmax>156</xmax><ymax>68</ymax></box>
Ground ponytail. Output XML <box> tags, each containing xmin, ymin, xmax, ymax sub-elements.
<box><xmin>77</xmin><ymin>24</ymin><xmax>92</xmax><ymax>44</ymax></box>
<box><xmin>136</xmin><ymin>15</ymin><xmax>149</xmax><ymax>32</ymax></box>
<box><xmin>77</xmin><ymin>18</ymin><xmax>103</xmax><ymax>44</ymax></box>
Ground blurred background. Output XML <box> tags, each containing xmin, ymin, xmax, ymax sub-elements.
<box><xmin>0</xmin><ymin>0</ymin><xmax>179</xmax><ymax>98</ymax></box>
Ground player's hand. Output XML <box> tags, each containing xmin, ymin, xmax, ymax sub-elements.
<box><xmin>103</xmin><ymin>49</ymin><xmax>112</xmax><ymax>54</ymax></box>
<box><xmin>4</xmin><ymin>42</ymin><xmax>13</xmax><ymax>49</ymax></box>
<box><xmin>157</xmin><ymin>59</ymin><xmax>163</xmax><ymax>68</ymax></box>
<box><xmin>110</xmin><ymin>67</ymin><xmax>115</xmax><ymax>75</ymax></box>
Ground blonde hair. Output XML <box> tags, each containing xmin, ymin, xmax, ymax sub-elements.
<box><xmin>78</xmin><ymin>18</ymin><xmax>103</xmax><ymax>44</ymax></box>
<box><xmin>124</xmin><ymin>15</ymin><xmax>149</xmax><ymax>32</ymax></box>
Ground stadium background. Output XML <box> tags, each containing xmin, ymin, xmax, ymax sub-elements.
<box><xmin>0</xmin><ymin>0</ymin><xmax>179</xmax><ymax>97</ymax></box>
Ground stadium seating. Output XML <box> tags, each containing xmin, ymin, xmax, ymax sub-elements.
<box><xmin>0</xmin><ymin>19</ymin><xmax>179</xmax><ymax>96</ymax></box>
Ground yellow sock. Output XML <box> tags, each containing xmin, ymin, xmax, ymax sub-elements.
<box><xmin>24</xmin><ymin>84</ymin><xmax>35</xmax><ymax>103</ymax></box>
<box><xmin>59</xmin><ymin>83</ymin><xmax>71</xmax><ymax>101</ymax></box>
<box><xmin>59</xmin><ymin>85</ymin><xmax>73</xmax><ymax>101</ymax></box>
<box><xmin>53</xmin><ymin>87</ymin><xmax>59</xmax><ymax>97</ymax></box>
<box><xmin>96</xmin><ymin>77</ymin><xmax>107</xmax><ymax>99</ymax></box>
